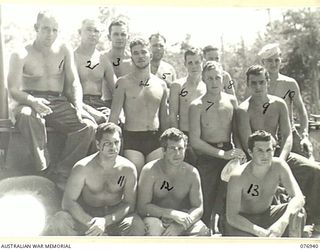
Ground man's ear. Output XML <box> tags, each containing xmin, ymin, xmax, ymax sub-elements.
<box><xmin>95</xmin><ymin>140</ymin><xmax>100</xmax><ymax>151</ymax></box>
<box><xmin>248</xmin><ymin>148</ymin><xmax>253</xmax><ymax>159</ymax></box>
<box><xmin>34</xmin><ymin>24</ymin><xmax>39</xmax><ymax>32</ymax></box>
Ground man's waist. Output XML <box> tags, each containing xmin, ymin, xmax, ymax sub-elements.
<box><xmin>24</xmin><ymin>90</ymin><xmax>63</xmax><ymax>97</ymax></box>
<box><xmin>207</xmin><ymin>141</ymin><xmax>233</xmax><ymax>149</ymax></box>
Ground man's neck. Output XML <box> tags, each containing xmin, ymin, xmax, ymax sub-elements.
<box><xmin>110</xmin><ymin>47</ymin><xmax>126</xmax><ymax>58</ymax></box>
<box><xmin>269</xmin><ymin>72</ymin><xmax>280</xmax><ymax>81</ymax></box>
<box><xmin>186</xmin><ymin>73</ymin><xmax>201</xmax><ymax>85</ymax></box>
<box><xmin>132</xmin><ymin>65</ymin><xmax>151</xmax><ymax>81</ymax></box>
<box><xmin>204</xmin><ymin>91</ymin><xmax>222</xmax><ymax>101</ymax></box>
<box><xmin>33</xmin><ymin>40</ymin><xmax>51</xmax><ymax>54</ymax></box>
<box><xmin>96</xmin><ymin>153</ymin><xmax>116</xmax><ymax>169</ymax></box>
<box><xmin>250</xmin><ymin>161</ymin><xmax>270</xmax><ymax>179</ymax></box>
<box><xmin>77</xmin><ymin>43</ymin><xmax>96</xmax><ymax>56</ymax></box>
<box><xmin>250</xmin><ymin>94</ymin><xmax>269</xmax><ymax>105</ymax></box>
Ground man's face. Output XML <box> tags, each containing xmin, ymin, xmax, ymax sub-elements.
<box><xmin>204</xmin><ymin>50</ymin><xmax>220</xmax><ymax>62</ymax></box>
<box><xmin>203</xmin><ymin>68</ymin><xmax>223</xmax><ymax>94</ymax></box>
<box><xmin>150</xmin><ymin>36</ymin><xmax>165</xmax><ymax>61</ymax></box>
<box><xmin>35</xmin><ymin>16</ymin><xmax>59</xmax><ymax>47</ymax></box>
<box><xmin>164</xmin><ymin>139</ymin><xmax>186</xmax><ymax>167</ymax></box>
<box><xmin>97</xmin><ymin>132</ymin><xmax>121</xmax><ymax>158</ymax></box>
<box><xmin>248</xmin><ymin>72</ymin><xmax>269</xmax><ymax>97</ymax></box>
<box><xmin>131</xmin><ymin>44</ymin><xmax>151</xmax><ymax>69</ymax></box>
<box><xmin>80</xmin><ymin>20</ymin><xmax>101</xmax><ymax>46</ymax></box>
<box><xmin>185</xmin><ymin>54</ymin><xmax>202</xmax><ymax>75</ymax></box>
<box><xmin>250</xmin><ymin>140</ymin><xmax>274</xmax><ymax>167</ymax></box>
<box><xmin>262</xmin><ymin>54</ymin><xmax>281</xmax><ymax>74</ymax></box>
<box><xmin>109</xmin><ymin>25</ymin><xmax>128</xmax><ymax>49</ymax></box>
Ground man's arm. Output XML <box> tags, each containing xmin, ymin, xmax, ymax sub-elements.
<box><xmin>230</xmin><ymin>96</ymin><xmax>242</xmax><ymax>149</ymax></box>
<box><xmin>109</xmin><ymin>78</ymin><xmax>125</xmax><ymax>124</ymax></box>
<box><xmin>291</xmin><ymin>80</ymin><xmax>313</xmax><ymax>155</ymax></box>
<box><xmin>278</xmin><ymin>100</ymin><xmax>293</xmax><ymax>160</ymax></box>
<box><xmin>168</xmin><ymin>82</ymin><xmax>181</xmax><ymax>128</ymax></box>
<box><xmin>62</xmin><ymin>165</ymin><xmax>91</xmax><ymax>227</ymax></box>
<box><xmin>62</xmin><ymin>45</ymin><xmax>83</xmax><ymax>112</ymax></box>
<box><xmin>186</xmin><ymin>168</ymin><xmax>204</xmax><ymax>226</ymax></box>
<box><xmin>102</xmin><ymin>55</ymin><xmax>117</xmax><ymax>100</ymax></box>
<box><xmin>236</xmin><ymin>104</ymin><xmax>253</xmax><ymax>155</ymax></box>
<box><xmin>189</xmin><ymin>101</ymin><xmax>244</xmax><ymax>159</ymax></box>
<box><xmin>7</xmin><ymin>51</ymin><xmax>52</xmax><ymax>116</ymax></box>
<box><xmin>268</xmin><ymin>159</ymin><xmax>305</xmax><ymax>237</ymax></box>
<box><xmin>159</xmin><ymin>81</ymin><xmax>169</xmax><ymax>131</ymax></box>
<box><xmin>223</xmin><ymin>71</ymin><xmax>236</xmax><ymax>96</ymax></box>
<box><xmin>226</xmin><ymin>175</ymin><xmax>271</xmax><ymax>237</ymax></box>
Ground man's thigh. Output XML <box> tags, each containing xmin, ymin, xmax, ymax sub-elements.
<box><xmin>107</xmin><ymin>213</ymin><xmax>145</xmax><ymax>236</ymax></box>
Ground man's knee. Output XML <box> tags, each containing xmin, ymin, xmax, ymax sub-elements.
<box><xmin>144</xmin><ymin>217</ymin><xmax>164</xmax><ymax>236</ymax></box>
<box><xmin>186</xmin><ymin>220</ymin><xmax>210</xmax><ymax>236</ymax></box>
<box><xmin>44</xmin><ymin>211</ymin><xmax>78</xmax><ymax>236</ymax></box>
<box><xmin>122</xmin><ymin>213</ymin><xmax>145</xmax><ymax>236</ymax></box>
<box><xmin>16</xmin><ymin>106</ymin><xmax>43</xmax><ymax>124</ymax></box>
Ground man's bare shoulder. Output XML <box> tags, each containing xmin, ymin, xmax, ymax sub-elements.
<box><xmin>182</xmin><ymin>162</ymin><xmax>200</xmax><ymax>178</ymax></box>
<box><xmin>150</xmin><ymin>74</ymin><xmax>167</xmax><ymax>88</ymax></box>
<box><xmin>161</xmin><ymin>60</ymin><xmax>175</xmax><ymax>70</ymax></box>
<box><xmin>10</xmin><ymin>43</ymin><xmax>33</xmax><ymax>61</ymax></box>
<box><xmin>140</xmin><ymin>159</ymin><xmax>162</xmax><ymax>177</ymax></box>
<box><xmin>190</xmin><ymin>96</ymin><xmax>203</xmax><ymax>107</ymax></box>
<box><xmin>268</xmin><ymin>94</ymin><xmax>287</xmax><ymax>107</ymax></box>
<box><xmin>278</xmin><ymin>73</ymin><xmax>297</xmax><ymax>84</ymax></box>
<box><xmin>238</xmin><ymin>97</ymin><xmax>250</xmax><ymax>111</ymax></box>
<box><xmin>115</xmin><ymin>155</ymin><xmax>136</xmax><ymax>171</ymax></box>
<box><xmin>115</xmin><ymin>75</ymin><xmax>130</xmax><ymax>89</ymax></box>
<box><xmin>71</xmin><ymin>153</ymin><xmax>98</xmax><ymax>173</ymax></box>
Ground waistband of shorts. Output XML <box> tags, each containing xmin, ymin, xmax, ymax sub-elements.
<box><xmin>83</xmin><ymin>94</ymin><xmax>102</xmax><ymax>98</ymax></box>
<box><xmin>24</xmin><ymin>90</ymin><xmax>62</xmax><ymax>97</ymax></box>
<box><xmin>208</xmin><ymin>141</ymin><xmax>232</xmax><ymax>149</ymax></box>
<box><xmin>124</xmin><ymin>130</ymin><xmax>160</xmax><ymax>136</ymax></box>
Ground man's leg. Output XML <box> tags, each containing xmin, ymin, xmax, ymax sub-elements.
<box><xmin>107</xmin><ymin>213</ymin><xmax>145</xmax><ymax>236</ymax></box>
<box><xmin>14</xmin><ymin>105</ymin><xmax>49</xmax><ymax>171</ymax></box>
<box><xmin>287</xmin><ymin>152</ymin><xmax>320</xmax><ymax>225</ymax></box>
<box><xmin>144</xmin><ymin>217</ymin><xmax>164</xmax><ymax>236</ymax></box>
<box><xmin>124</xmin><ymin>150</ymin><xmax>145</xmax><ymax>175</ymax></box>
<box><xmin>183</xmin><ymin>220</ymin><xmax>210</xmax><ymax>236</ymax></box>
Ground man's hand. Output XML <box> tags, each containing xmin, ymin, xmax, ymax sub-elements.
<box><xmin>31</xmin><ymin>98</ymin><xmax>53</xmax><ymax>117</ymax></box>
<box><xmin>300</xmin><ymin>137</ymin><xmax>314</xmax><ymax>159</ymax></box>
<box><xmin>224</xmin><ymin>148</ymin><xmax>246</xmax><ymax>161</ymax></box>
<box><xmin>169</xmin><ymin>210</ymin><xmax>193</xmax><ymax>230</ymax></box>
<box><xmin>162</xmin><ymin>222</ymin><xmax>185</xmax><ymax>236</ymax></box>
<box><xmin>85</xmin><ymin>217</ymin><xmax>106</xmax><ymax>236</ymax></box>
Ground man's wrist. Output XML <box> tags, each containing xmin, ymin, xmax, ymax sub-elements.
<box><xmin>104</xmin><ymin>215</ymin><xmax>114</xmax><ymax>227</ymax></box>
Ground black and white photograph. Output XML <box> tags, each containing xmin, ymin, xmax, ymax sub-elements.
<box><xmin>0</xmin><ymin>2</ymin><xmax>319</xmax><ymax>245</ymax></box>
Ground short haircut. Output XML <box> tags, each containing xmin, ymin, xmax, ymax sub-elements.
<box><xmin>149</xmin><ymin>33</ymin><xmax>166</xmax><ymax>43</ymax></box>
<box><xmin>159</xmin><ymin>128</ymin><xmax>188</xmax><ymax>150</ymax></box>
<box><xmin>202</xmin><ymin>45</ymin><xmax>219</xmax><ymax>55</ymax></box>
<box><xmin>129</xmin><ymin>37</ymin><xmax>149</xmax><ymax>52</ymax></box>
<box><xmin>246</xmin><ymin>64</ymin><xmax>270</xmax><ymax>85</ymax></box>
<box><xmin>81</xmin><ymin>18</ymin><xmax>102</xmax><ymax>29</ymax></box>
<box><xmin>108</xmin><ymin>19</ymin><xmax>128</xmax><ymax>35</ymax></box>
<box><xmin>248</xmin><ymin>130</ymin><xmax>276</xmax><ymax>151</ymax></box>
<box><xmin>36</xmin><ymin>10</ymin><xmax>57</xmax><ymax>25</ymax></box>
<box><xmin>184</xmin><ymin>47</ymin><xmax>203</xmax><ymax>62</ymax></box>
<box><xmin>202</xmin><ymin>60</ymin><xmax>223</xmax><ymax>79</ymax></box>
<box><xmin>95</xmin><ymin>122</ymin><xmax>122</xmax><ymax>142</ymax></box>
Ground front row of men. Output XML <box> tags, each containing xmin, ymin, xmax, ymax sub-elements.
<box><xmin>60</xmin><ymin>124</ymin><xmax>304</xmax><ymax>237</ymax></box>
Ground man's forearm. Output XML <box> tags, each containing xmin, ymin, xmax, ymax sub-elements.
<box><xmin>187</xmin><ymin>207</ymin><xmax>202</xmax><ymax>226</ymax></box>
<box><xmin>279</xmin><ymin>134</ymin><xmax>293</xmax><ymax>160</ymax></box>
<box><xmin>64</xmin><ymin>201</ymin><xmax>93</xmax><ymax>227</ymax></box>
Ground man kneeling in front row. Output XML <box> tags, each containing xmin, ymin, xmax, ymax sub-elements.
<box><xmin>138</xmin><ymin>128</ymin><xmax>210</xmax><ymax>236</ymax></box>
<box><xmin>61</xmin><ymin>122</ymin><xmax>145</xmax><ymax>236</ymax></box>
<box><xmin>226</xmin><ymin>130</ymin><xmax>305</xmax><ymax>237</ymax></box>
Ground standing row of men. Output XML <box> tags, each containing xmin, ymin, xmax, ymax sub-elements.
<box><xmin>6</xmin><ymin>10</ymin><xmax>320</xmax><ymax>236</ymax></box>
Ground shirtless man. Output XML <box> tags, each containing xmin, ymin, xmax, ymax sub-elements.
<box><xmin>62</xmin><ymin>122</ymin><xmax>144</xmax><ymax>236</ymax></box>
<box><xmin>7</xmin><ymin>11</ymin><xmax>94</xmax><ymax>177</ymax></box>
<box><xmin>149</xmin><ymin>33</ymin><xmax>177</xmax><ymax>88</ymax></box>
<box><xmin>105</xmin><ymin>19</ymin><xmax>132</xmax><ymax>78</ymax></box>
<box><xmin>226</xmin><ymin>130</ymin><xmax>305</xmax><ymax>237</ymax></box>
<box><xmin>237</xmin><ymin>64</ymin><xmax>320</xmax><ymax>228</ymax></box>
<box><xmin>189</xmin><ymin>61</ymin><xmax>245</xmax><ymax>230</ymax></box>
<box><xmin>109</xmin><ymin>38</ymin><xmax>168</xmax><ymax>174</ymax></box>
<box><xmin>74</xmin><ymin>18</ymin><xmax>116</xmax><ymax>124</ymax></box>
<box><xmin>202</xmin><ymin>45</ymin><xmax>236</xmax><ymax>96</ymax></box>
<box><xmin>137</xmin><ymin>128</ymin><xmax>209</xmax><ymax>236</ymax></box>
<box><xmin>169</xmin><ymin>47</ymin><xmax>206</xmax><ymax>164</ymax></box>
<box><xmin>259</xmin><ymin>43</ymin><xmax>313</xmax><ymax>159</ymax></box>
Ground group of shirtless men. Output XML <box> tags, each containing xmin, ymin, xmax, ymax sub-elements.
<box><xmin>6</xmin><ymin>10</ymin><xmax>320</xmax><ymax>237</ymax></box>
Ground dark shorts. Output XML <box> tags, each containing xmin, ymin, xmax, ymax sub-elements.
<box><xmin>83</xmin><ymin>94</ymin><xmax>112</xmax><ymax>110</ymax></box>
<box><xmin>224</xmin><ymin>203</ymin><xmax>289</xmax><ymax>237</ymax></box>
<box><xmin>123</xmin><ymin>130</ymin><xmax>161</xmax><ymax>157</ymax></box>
